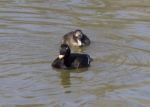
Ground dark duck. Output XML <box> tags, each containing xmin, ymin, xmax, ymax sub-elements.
<box><xmin>52</xmin><ymin>44</ymin><xmax>92</xmax><ymax>69</ymax></box>
<box><xmin>62</xmin><ymin>29</ymin><xmax>90</xmax><ymax>47</ymax></box>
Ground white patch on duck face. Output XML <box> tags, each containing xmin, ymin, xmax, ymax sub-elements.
<box><xmin>75</xmin><ymin>32</ymin><xmax>81</xmax><ymax>37</ymax></box>
<box><xmin>75</xmin><ymin>31</ymin><xmax>83</xmax><ymax>39</ymax></box>
<box><xmin>58</xmin><ymin>55</ymin><xmax>64</xmax><ymax>59</ymax></box>
<box><xmin>65</xmin><ymin>46</ymin><xmax>69</xmax><ymax>50</ymax></box>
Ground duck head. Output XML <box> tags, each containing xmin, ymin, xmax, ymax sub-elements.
<box><xmin>59</xmin><ymin>44</ymin><xmax>71</xmax><ymax>59</ymax></box>
<box><xmin>73</xmin><ymin>29</ymin><xmax>84</xmax><ymax>46</ymax></box>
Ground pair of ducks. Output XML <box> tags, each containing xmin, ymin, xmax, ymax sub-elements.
<box><xmin>52</xmin><ymin>29</ymin><xmax>92</xmax><ymax>69</ymax></box>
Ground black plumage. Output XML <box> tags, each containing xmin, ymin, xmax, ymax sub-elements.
<box><xmin>52</xmin><ymin>44</ymin><xmax>92</xmax><ymax>69</ymax></box>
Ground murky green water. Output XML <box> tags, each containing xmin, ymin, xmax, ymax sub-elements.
<box><xmin>0</xmin><ymin>0</ymin><xmax>150</xmax><ymax>107</ymax></box>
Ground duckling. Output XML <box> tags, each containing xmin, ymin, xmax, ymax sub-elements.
<box><xmin>62</xmin><ymin>29</ymin><xmax>90</xmax><ymax>47</ymax></box>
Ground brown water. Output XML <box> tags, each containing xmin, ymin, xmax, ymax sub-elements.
<box><xmin>0</xmin><ymin>0</ymin><xmax>150</xmax><ymax>107</ymax></box>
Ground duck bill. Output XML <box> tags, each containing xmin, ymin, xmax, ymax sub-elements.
<box><xmin>58</xmin><ymin>55</ymin><xmax>64</xmax><ymax>59</ymax></box>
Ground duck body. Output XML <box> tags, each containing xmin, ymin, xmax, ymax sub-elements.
<box><xmin>52</xmin><ymin>44</ymin><xmax>92</xmax><ymax>69</ymax></box>
<box><xmin>62</xmin><ymin>29</ymin><xmax>90</xmax><ymax>47</ymax></box>
<box><xmin>52</xmin><ymin>53</ymin><xmax>91</xmax><ymax>69</ymax></box>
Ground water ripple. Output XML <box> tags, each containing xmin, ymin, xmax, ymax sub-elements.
<box><xmin>0</xmin><ymin>0</ymin><xmax>150</xmax><ymax>106</ymax></box>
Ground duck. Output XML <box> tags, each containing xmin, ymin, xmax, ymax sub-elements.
<box><xmin>52</xmin><ymin>44</ymin><xmax>92</xmax><ymax>69</ymax></box>
<box><xmin>62</xmin><ymin>29</ymin><xmax>90</xmax><ymax>47</ymax></box>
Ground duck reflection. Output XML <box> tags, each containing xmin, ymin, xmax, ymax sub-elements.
<box><xmin>60</xmin><ymin>71</ymin><xmax>71</xmax><ymax>88</ymax></box>
<box><xmin>53</xmin><ymin>67</ymin><xmax>89</xmax><ymax>89</ymax></box>
<box><xmin>58</xmin><ymin>68</ymin><xmax>89</xmax><ymax>88</ymax></box>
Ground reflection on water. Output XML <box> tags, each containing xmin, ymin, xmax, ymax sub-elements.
<box><xmin>0</xmin><ymin>0</ymin><xmax>150</xmax><ymax>107</ymax></box>
<box><xmin>60</xmin><ymin>71</ymin><xmax>71</xmax><ymax>89</ymax></box>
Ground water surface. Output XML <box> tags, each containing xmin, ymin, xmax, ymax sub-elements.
<box><xmin>0</xmin><ymin>0</ymin><xmax>150</xmax><ymax>107</ymax></box>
